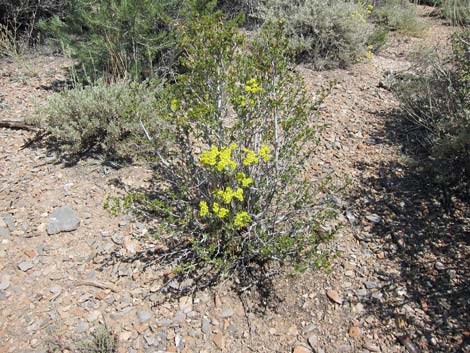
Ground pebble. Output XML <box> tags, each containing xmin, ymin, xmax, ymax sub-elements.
<box><xmin>201</xmin><ymin>318</ymin><xmax>211</xmax><ymax>334</ymax></box>
<box><xmin>47</xmin><ymin>205</ymin><xmax>80</xmax><ymax>235</ymax></box>
<box><xmin>76</xmin><ymin>321</ymin><xmax>89</xmax><ymax>333</ymax></box>
<box><xmin>0</xmin><ymin>226</ymin><xmax>10</xmax><ymax>239</ymax></box>
<box><xmin>326</xmin><ymin>289</ymin><xmax>343</xmax><ymax>304</ymax></box>
<box><xmin>364</xmin><ymin>281</ymin><xmax>378</xmax><ymax>289</ymax></box>
<box><xmin>435</xmin><ymin>261</ymin><xmax>445</xmax><ymax>271</ymax></box>
<box><xmin>18</xmin><ymin>261</ymin><xmax>34</xmax><ymax>272</ymax></box>
<box><xmin>0</xmin><ymin>280</ymin><xmax>10</xmax><ymax>290</ymax></box>
<box><xmin>212</xmin><ymin>332</ymin><xmax>224</xmax><ymax>349</ymax></box>
<box><xmin>363</xmin><ymin>341</ymin><xmax>380</xmax><ymax>352</ymax></box>
<box><xmin>220</xmin><ymin>308</ymin><xmax>234</xmax><ymax>319</ymax></box>
<box><xmin>308</xmin><ymin>335</ymin><xmax>318</xmax><ymax>349</ymax></box>
<box><xmin>1</xmin><ymin>214</ymin><xmax>15</xmax><ymax>230</ymax></box>
<box><xmin>137</xmin><ymin>311</ymin><xmax>152</xmax><ymax>323</ymax></box>
<box><xmin>365</xmin><ymin>214</ymin><xmax>382</xmax><ymax>223</ymax></box>
<box><xmin>293</xmin><ymin>346</ymin><xmax>311</xmax><ymax>353</ymax></box>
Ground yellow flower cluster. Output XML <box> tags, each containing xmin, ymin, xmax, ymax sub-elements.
<box><xmin>242</xmin><ymin>148</ymin><xmax>258</xmax><ymax>166</ymax></box>
<box><xmin>366</xmin><ymin>4</ymin><xmax>374</xmax><ymax>15</ymax></box>
<box><xmin>200</xmin><ymin>144</ymin><xmax>238</xmax><ymax>172</ymax></box>
<box><xmin>215</xmin><ymin>187</ymin><xmax>244</xmax><ymax>204</ymax></box>
<box><xmin>233</xmin><ymin>211</ymin><xmax>251</xmax><ymax>228</ymax></box>
<box><xmin>244</xmin><ymin>78</ymin><xmax>264</xmax><ymax>94</ymax></box>
<box><xmin>236</xmin><ymin>172</ymin><xmax>253</xmax><ymax>187</ymax></box>
<box><xmin>212</xmin><ymin>202</ymin><xmax>229</xmax><ymax>219</ymax></box>
<box><xmin>259</xmin><ymin>145</ymin><xmax>272</xmax><ymax>162</ymax></box>
<box><xmin>199</xmin><ymin>201</ymin><xmax>209</xmax><ymax>217</ymax></box>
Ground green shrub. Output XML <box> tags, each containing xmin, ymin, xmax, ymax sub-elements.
<box><xmin>129</xmin><ymin>17</ymin><xmax>335</xmax><ymax>283</ymax></box>
<box><xmin>253</xmin><ymin>0</ymin><xmax>373</xmax><ymax>68</ymax></box>
<box><xmin>373</xmin><ymin>0</ymin><xmax>427</xmax><ymax>36</ymax></box>
<box><xmin>39</xmin><ymin>0</ymin><xmax>180</xmax><ymax>81</ymax></box>
<box><xmin>28</xmin><ymin>79</ymin><xmax>166</xmax><ymax>160</ymax></box>
<box><xmin>442</xmin><ymin>0</ymin><xmax>470</xmax><ymax>25</ymax></box>
<box><xmin>391</xmin><ymin>29</ymin><xmax>470</xmax><ymax>195</ymax></box>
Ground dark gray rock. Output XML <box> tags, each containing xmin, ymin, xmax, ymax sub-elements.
<box><xmin>47</xmin><ymin>205</ymin><xmax>80</xmax><ymax>235</ymax></box>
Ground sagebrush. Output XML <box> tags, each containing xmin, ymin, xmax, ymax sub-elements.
<box><xmin>391</xmin><ymin>29</ymin><xmax>470</xmax><ymax>199</ymax></box>
<box><xmin>253</xmin><ymin>0</ymin><xmax>373</xmax><ymax>68</ymax></box>
<box><xmin>28</xmin><ymin>79</ymin><xmax>166</xmax><ymax>160</ymax></box>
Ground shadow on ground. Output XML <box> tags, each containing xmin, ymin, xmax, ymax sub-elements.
<box><xmin>351</xmin><ymin>111</ymin><xmax>469</xmax><ymax>352</ymax></box>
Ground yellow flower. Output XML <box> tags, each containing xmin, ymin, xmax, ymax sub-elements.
<box><xmin>200</xmin><ymin>146</ymin><xmax>219</xmax><ymax>166</ymax></box>
<box><xmin>170</xmin><ymin>99</ymin><xmax>179</xmax><ymax>111</ymax></box>
<box><xmin>199</xmin><ymin>201</ymin><xmax>209</xmax><ymax>217</ymax></box>
<box><xmin>234</xmin><ymin>211</ymin><xmax>251</xmax><ymax>228</ymax></box>
<box><xmin>216</xmin><ymin>144</ymin><xmax>238</xmax><ymax>172</ymax></box>
<box><xmin>244</xmin><ymin>78</ymin><xmax>264</xmax><ymax>94</ymax></box>
<box><xmin>212</xmin><ymin>202</ymin><xmax>229</xmax><ymax>219</ymax></box>
<box><xmin>233</xmin><ymin>188</ymin><xmax>244</xmax><ymax>202</ymax></box>
<box><xmin>236</xmin><ymin>172</ymin><xmax>253</xmax><ymax>187</ymax></box>
<box><xmin>242</xmin><ymin>148</ymin><xmax>259</xmax><ymax>166</ymax></box>
<box><xmin>259</xmin><ymin>144</ymin><xmax>271</xmax><ymax>162</ymax></box>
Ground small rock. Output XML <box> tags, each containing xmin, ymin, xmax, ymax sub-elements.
<box><xmin>326</xmin><ymin>289</ymin><xmax>343</xmax><ymax>304</ymax></box>
<box><xmin>137</xmin><ymin>311</ymin><xmax>152</xmax><ymax>323</ymax></box>
<box><xmin>18</xmin><ymin>261</ymin><xmax>34</xmax><ymax>272</ymax></box>
<box><xmin>173</xmin><ymin>311</ymin><xmax>185</xmax><ymax>323</ymax></box>
<box><xmin>1</xmin><ymin>214</ymin><xmax>15</xmax><ymax>230</ymax></box>
<box><xmin>364</xmin><ymin>281</ymin><xmax>378</xmax><ymax>289</ymax></box>
<box><xmin>212</xmin><ymin>332</ymin><xmax>224</xmax><ymax>349</ymax></box>
<box><xmin>201</xmin><ymin>318</ymin><xmax>211</xmax><ymax>334</ymax></box>
<box><xmin>50</xmin><ymin>286</ymin><xmax>62</xmax><ymax>294</ymax></box>
<box><xmin>348</xmin><ymin>325</ymin><xmax>360</xmax><ymax>338</ymax></box>
<box><xmin>363</xmin><ymin>341</ymin><xmax>380</xmax><ymax>352</ymax></box>
<box><xmin>307</xmin><ymin>335</ymin><xmax>318</xmax><ymax>349</ymax></box>
<box><xmin>293</xmin><ymin>346</ymin><xmax>311</xmax><ymax>353</ymax></box>
<box><xmin>435</xmin><ymin>261</ymin><xmax>445</xmax><ymax>271</ymax></box>
<box><xmin>365</xmin><ymin>214</ymin><xmax>382</xmax><ymax>223</ymax></box>
<box><xmin>47</xmin><ymin>205</ymin><xmax>80</xmax><ymax>235</ymax></box>
<box><xmin>112</xmin><ymin>233</ymin><xmax>125</xmax><ymax>245</ymax></box>
<box><xmin>0</xmin><ymin>225</ymin><xmax>10</xmax><ymax>239</ymax></box>
<box><xmin>76</xmin><ymin>321</ymin><xmax>89</xmax><ymax>333</ymax></box>
<box><xmin>220</xmin><ymin>308</ymin><xmax>234</xmax><ymax>319</ymax></box>
<box><xmin>0</xmin><ymin>280</ymin><xmax>10</xmax><ymax>290</ymax></box>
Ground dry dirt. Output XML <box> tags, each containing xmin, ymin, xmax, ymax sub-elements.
<box><xmin>0</xmin><ymin>8</ymin><xmax>468</xmax><ymax>353</ymax></box>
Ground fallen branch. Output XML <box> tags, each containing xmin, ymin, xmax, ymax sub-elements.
<box><xmin>0</xmin><ymin>119</ymin><xmax>40</xmax><ymax>132</ymax></box>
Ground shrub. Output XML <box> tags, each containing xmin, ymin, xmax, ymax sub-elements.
<box><xmin>39</xmin><ymin>0</ymin><xmax>180</xmax><ymax>81</ymax></box>
<box><xmin>373</xmin><ymin>0</ymin><xmax>427</xmax><ymax>36</ymax></box>
<box><xmin>253</xmin><ymin>0</ymin><xmax>373</xmax><ymax>68</ymax></box>
<box><xmin>28</xmin><ymin>79</ymin><xmax>166</xmax><ymax>160</ymax></box>
<box><xmin>0</xmin><ymin>0</ymin><xmax>65</xmax><ymax>51</ymax></box>
<box><xmin>441</xmin><ymin>0</ymin><xmax>470</xmax><ymax>25</ymax></box>
<box><xmin>128</xmin><ymin>16</ymin><xmax>335</xmax><ymax>287</ymax></box>
<box><xmin>391</xmin><ymin>29</ymin><xmax>470</xmax><ymax>197</ymax></box>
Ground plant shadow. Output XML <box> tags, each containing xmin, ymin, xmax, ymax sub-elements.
<box><xmin>350</xmin><ymin>109</ymin><xmax>470</xmax><ymax>352</ymax></box>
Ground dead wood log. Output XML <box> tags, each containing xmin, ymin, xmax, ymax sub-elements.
<box><xmin>0</xmin><ymin>119</ymin><xmax>40</xmax><ymax>132</ymax></box>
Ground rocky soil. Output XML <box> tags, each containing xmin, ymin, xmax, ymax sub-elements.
<box><xmin>0</xmin><ymin>8</ymin><xmax>468</xmax><ymax>353</ymax></box>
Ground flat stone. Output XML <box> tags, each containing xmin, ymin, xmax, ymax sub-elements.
<box><xmin>201</xmin><ymin>318</ymin><xmax>210</xmax><ymax>334</ymax></box>
<box><xmin>18</xmin><ymin>261</ymin><xmax>34</xmax><ymax>271</ymax></box>
<box><xmin>137</xmin><ymin>311</ymin><xmax>152</xmax><ymax>323</ymax></box>
<box><xmin>0</xmin><ymin>226</ymin><xmax>10</xmax><ymax>239</ymax></box>
<box><xmin>0</xmin><ymin>280</ymin><xmax>10</xmax><ymax>290</ymax></box>
<box><xmin>220</xmin><ymin>308</ymin><xmax>234</xmax><ymax>319</ymax></box>
<box><xmin>212</xmin><ymin>332</ymin><xmax>224</xmax><ymax>349</ymax></box>
<box><xmin>326</xmin><ymin>289</ymin><xmax>343</xmax><ymax>304</ymax></box>
<box><xmin>365</xmin><ymin>214</ymin><xmax>382</xmax><ymax>223</ymax></box>
<box><xmin>364</xmin><ymin>281</ymin><xmax>378</xmax><ymax>289</ymax></box>
<box><xmin>363</xmin><ymin>341</ymin><xmax>380</xmax><ymax>352</ymax></box>
<box><xmin>47</xmin><ymin>205</ymin><xmax>80</xmax><ymax>235</ymax></box>
<box><xmin>1</xmin><ymin>214</ymin><xmax>15</xmax><ymax>230</ymax></box>
<box><xmin>293</xmin><ymin>346</ymin><xmax>311</xmax><ymax>353</ymax></box>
